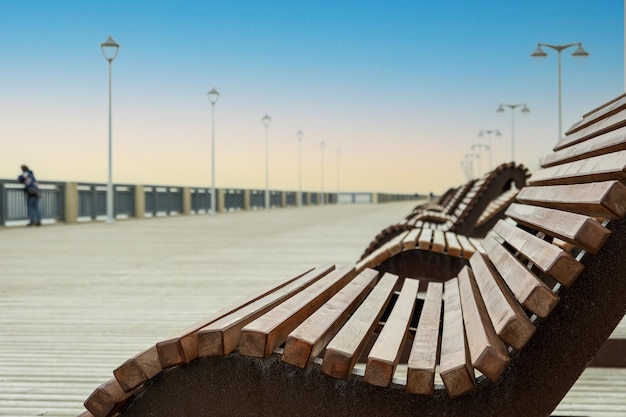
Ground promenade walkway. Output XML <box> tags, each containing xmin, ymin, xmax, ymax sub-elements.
<box><xmin>0</xmin><ymin>201</ymin><xmax>624</xmax><ymax>416</ymax></box>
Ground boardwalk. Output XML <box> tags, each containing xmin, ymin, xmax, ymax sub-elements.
<box><xmin>0</xmin><ymin>202</ymin><xmax>624</xmax><ymax>417</ymax></box>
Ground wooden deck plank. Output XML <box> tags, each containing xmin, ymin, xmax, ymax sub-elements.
<box><xmin>281</xmin><ymin>269</ymin><xmax>378</xmax><ymax>368</ymax></box>
<box><xmin>431</xmin><ymin>230</ymin><xmax>446</xmax><ymax>253</ymax></box>
<box><xmin>239</xmin><ymin>266</ymin><xmax>356</xmax><ymax>358</ymax></box>
<box><xmin>112</xmin><ymin>346</ymin><xmax>161</xmax><ymax>393</ymax></box>
<box><xmin>556</xmin><ymin>107</ymin><xmax>626</xmax><ymax>151</ymax></box>
<box><xmin>402</xmin><ymin>228</ymin><xmax>421</xmax><ymax>250</ymax></box>
<box><xmin>456</xmin><ymin>234</ymin><xmax>476</xmax><ymax>259</ymax></box>
<box><xmin>406</xmin><ymin>282</ymin><xmax>443</xmax><ymax>395</ymax></box>
<box><xmin>321</xmin><ymin>273</ymin><xmax>399</xmax><ymax>380</ymax></box>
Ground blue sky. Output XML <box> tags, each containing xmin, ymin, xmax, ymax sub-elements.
<box><xmin>0</xmin><ymin>0</ymin><xmax>623</xmax><ymax>193</ymax></box>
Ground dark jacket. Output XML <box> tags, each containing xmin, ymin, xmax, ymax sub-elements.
<box><xmin>17</xmin><ymin>170</ymin><xmax>41</xmax><ymax>196</ymax></box>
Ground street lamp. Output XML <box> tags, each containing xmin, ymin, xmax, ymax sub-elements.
<box><xmin>464</xmin><ymin>153</ymin><xmax>477</xmax><ymax>180</ymax></box>
<box><xmin>471</xmin><ymin>144</ymin><xmax>487</xmax><ymax>176</ymax></box>
<box><xmin>297</xmin><ymin>130</ymin><xmax>303</xmax><ymax>206</ymax></box>
<box><xmin>208</xmin><ymin>87</ymin><xmax>220</xmax><ymax>215</ymax></box>
<box><xmin>100</xmin><ymin>35</ymin><xmax>120</xmax><ymax>224</ymax></box>
<box><xmin>496</xmin><ymin>103</ymin><xmax>530</xmax><ymax>162</ymax></box>
<box><xmin>531</xmin><ymin>42</ymin><xmax>589</xmax><ymax>139</ymax></box>
<box><xmin>336</xmin><ymin>148</ymin><xmax>341</xmax><ymax>194</ymax></box>
<box><xmin>478</xmin><ymin>129</ymin><xmax>500</xmax><ymax>169</ymax></box>
<box><xmin>320</xmin><ymin>141</ymin><xmax>326</xmax><ymax>205</ymax></box>
<box><xmin>262</xmin><ymin>114</ymin><xmax>271</xmax><ymax>210</ymax></box>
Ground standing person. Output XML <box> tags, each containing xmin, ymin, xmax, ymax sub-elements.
<box><xmin>17</xmin><ymin>165</ymin><xmax>42</xmax><ymax>226</ymax></box>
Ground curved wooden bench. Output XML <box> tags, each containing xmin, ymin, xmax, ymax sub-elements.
<box><xmin>79</xmin><ymin>94</ymin><xmax>626</xmax><ymax>417</ymax></box>
<box><xmin>360</xmin><ymin>163</ymin><xmax>528</xmax><ymax>261</ymax></box>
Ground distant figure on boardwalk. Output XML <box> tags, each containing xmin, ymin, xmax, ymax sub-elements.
<box><xmin>17</xmin><ymin>165</ymin><xmax>42</xmax><ymax>226</ymax></box>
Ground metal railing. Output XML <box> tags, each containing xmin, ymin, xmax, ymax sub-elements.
<box><xmin>0</xmin><ymin>179</ymin><xmax>419</xmax><ymax>227</ymax></box>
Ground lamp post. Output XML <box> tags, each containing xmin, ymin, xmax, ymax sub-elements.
<box><xmin>477</xmin><ymin>129</ymin><xmax>500</xmax><ymax>170</ymax></box>
<box><xmin>262</xmin><ymin>114</ymin><xmax>271</xmax><ymax>210</ymax></box>
<box><xmin>531</xmin><ymin>42</ymin><xmax>589</xmax><ymax>139</ymax></box>
<box><xmin>100</xmin><ymin>35</ymin><xmax>120</xmax><ymax>224</ymax></box>
<box><xmin>320</xmin><ymin>141</ymin><xmax>326</xmax><ymax>205</ymax></box>
<box><xmin>470</xmin><ymin>144</ymin><xmax>487</xmax><ymax>176</ymax></box>
<box><xmin>496</xmin><ymin>104</ymin><xmax>530</xmax><ymax>162</ymax></box>
<box><xmin>336</xmin><ymin>148</ymin><xmax>341</xmax><ymax>194</ymax></box>
<box><xmin>297</xmin><ymin>130</ymin><xmax>303</xmax><ymax>206</ymax></box>
<box><xmin>208</xmin><ymin>87</ymin><xmax>220</xmax><ymax>215</ymax></box>
<box><xmin>464</xmin><ymin>154</ymin><xmax>477</xmax><ymax>180</ymax></box>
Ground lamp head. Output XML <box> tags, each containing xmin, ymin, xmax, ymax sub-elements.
<box><xmin>262</xmin><ymin>114</ymin><xmax>271</xmax><ymax>127</ymax></box>
<box><xmin>208</xmin><ymin>87</ymin><xmax>220</xmax><ymax>105</ymax></box>
<box><xmin>521</xmin><ymin>104</ymin><xmax>530</xmax><ymax>114</ymax></box>
<box><xmin>100</xmin><ymin>36</ymin><xmax>120</xmax><ymax>62</ymax></box>
<box><xmin>531</xmin><ymin>43</ymin><xmax>547</xmax><ymax>58</ymax></box>
<box><xmin>297</xmin><ymin>130</ymin><xmax>303</xmax><ymax>140</ymax></box>
<box><xmin>320</xmin><ymin>141</ymin><xmax>325</xmax><ymax>150</ymax></box>
<box><xmin>496</xmin><ymin>105</ymin><xmax>505</xmax><ymax>113</ymax></box>
<box><xmin>572</xmin><ymin>43</ymin><xmax>589</xmax><ymax>58</ymax></box>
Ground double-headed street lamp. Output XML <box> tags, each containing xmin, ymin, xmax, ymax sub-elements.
<box><xmin>496</xmin><ymin>103</ymin><xmax>530</xmax><ymax>162</ymax></box>
<box><xmin>297</xmin><ymin>130</ymin><xmax>303</xmax><ymax>206</ymax></box>
<box><xmin>478</xmin><ymin>129</ymin><xmax>500</xmax><ymax>170</ymax></box>
<box><xmin>100</xmin><ymin>36</ymin><xmax>120</xmax><ymax>224</ymax></box>
<box><xmin>320</xmin><ymin>141</ymin><xmax>326</xmax><ymax>205</ymax></box>
<box><xmin>531</xmin><ymin>42</ymin><xmax>589</xmax><ymax>139</ymax></box>
<box><xmin>208</xmin><ymin>87</ymin><xmax>220</xmax><ymax>215</ymax></box>
<box><xmin>471</xmin><ymin>143</ymin><xmax>488</xmax><ymax>176</ymax></box>
<box><xmin>262</xmin><ymin>114</ymin><xmax>271</xmax><ymax>210</ymax></box>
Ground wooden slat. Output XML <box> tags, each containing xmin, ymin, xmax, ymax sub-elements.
<box><xmin>155</xmin><ymin>266</ymin><xmax>319</xmax><ymax>368</ymax></box>
<box><xmin>402</xmin><ymin>228</ymin><xmax>421</xmax><ymax>250</ymax></box>
<box><xmin>492</xmin><ymin>220</ymin><xmax>583</xmax><ymax>287</ymax></box>
<box><xmin>505</xmin><ymin>203</ymin><xmax>611</xmax><ymax>254</ymax></box>
<box><xmin>556</xmin><ymin>108</ymin><xmax>626</xmax><ymax>151</ymax></box>
<box><xmin>565</xmin><ymin>94</ymin><xmax>626</xmax><ymax>135</ymax></box>
<box><xmin>84</xmin><ymin>379</ymin><xmax>133</xmax><ymax>417</ymax></box>
<box><xmin>321</xmin><ymin>273</ymin><xmax>398</xmax><ymax>379</ymax></box>
<box><xmin>469</xmin><ymin>252</ymin><xmax>535</xmax><ymax>350</ymax></box>
<box><xmin>517</xmin><ymin>181</ymin><xmax>626</xmax><ymax>219</ymax></box>
<box><xmin>469</xmin><ymin>237</ymin><xmax>485</xmax><ymax>255</ymax></box>
<box><xmin>238</xmin><ymin>266</ymin><xmax>355</xmax><ymax>358</ymax></box>
<box><xmin>482</xmin><ymin>236</ymin><xmax>559</xmax><ymax>318</ymax></box>
<box><xmin>529</xmin><ymin>150</ymin><xmax>626</xmax><ymax>187</ymax></box>
<box><xmin>406</xmin><ymin>282</ymin><xmax>443</xmax><ymax>394</ymax></box>
<box><xmin>113</xmin><ymin>346</ymin><xmax>161</xmax><ymax>393</ymax></box>
<box><xmin>457</xmin><ymin>266</ymin><xmax>510</xmax><ymax>381</ymax></box>
<box><xmin>431</xmin><ymin>230</ymin><xmax>446</xmax><ymax>253</ymax></box>
<box><xmin>457</xmin><ymin>234</ymin><xmax>476</xmax><ymax>259</ymax></box>
<box><xmin>543</xmin><ymin>125</ymin><xmax>626</xmax><ymax>167</ymax></box>
<box><xmin>364</xmin><ymin>278</ymin><xmax>420</xmax><ymax>387</ymax></box>
<box><xmin>418</xmin><ymin>228</ymin><xmax>433</xmax><ymax>250</ymax></box>
<box><xmin>281</xmin><ymin>269</ymin><xmax>379</xmax><ymax>368</ymax></box>
<box><xmin>195</xmin><ymin>267</ymin><xmax>339</xmax><ymax>357</ymax></box>
<box><xmin>445</xmin><ymin>231</ymin><xmax>463</xmax><ymax>257</ymax></box>
<box><xmin>439</xmin><ymin>278</ymin><xmax>476</xmax><ymax>398</ymax></box>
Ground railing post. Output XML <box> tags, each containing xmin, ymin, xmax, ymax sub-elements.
<box><xmin>182</xmin><ymin>187</ymin><xmax>191</xmax><ymax>215</ymax></box>
<box><xmin>135</xmin><ymin>185</ymin><xmax>145</xmax><ymax>218</ymax></box>
<box><xmin>64</xmin><ymin>182</ymin><xmax>79</xmax><ymax>224</ymax></box>
<box><xmin>243</xmin><ymin>190</ymin><xmax>251</xmax><ymax>211</ymax></box>
<box><xmin>217</xmin><ymin>189</ymin><xmax>226</xmax><ymax>213</ymax></box>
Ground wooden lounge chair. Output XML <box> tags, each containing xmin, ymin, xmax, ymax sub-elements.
<box><xmin>359</xmin><ymin>162</ymin><xmax>528</xmax><ymax>262</ymax></box>
<box><xmin>79</xmin><ymin>93</ymin><xmax>626</xmax><ymax>417</ymax></box>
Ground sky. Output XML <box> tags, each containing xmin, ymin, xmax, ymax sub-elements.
<box><xmin>0</xmin><ymin>0</ymin><xmax>623</xmax><ymax>194</ymax></box>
